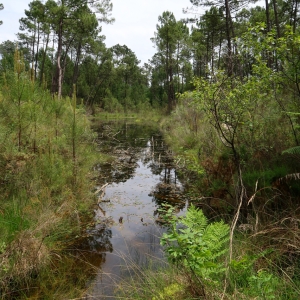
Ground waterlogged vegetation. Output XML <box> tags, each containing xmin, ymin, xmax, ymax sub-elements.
<box><xmin>1</xmin><ymin>0</ymin><xmax>300</xmax><ymax>299</ymax></box>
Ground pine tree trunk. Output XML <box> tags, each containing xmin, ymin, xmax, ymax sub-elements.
<box><xmin>225</xmin><ymin>0</ymin><xmax>232</xmax><ymax>76</ymax></box>
<box><xmin>273</xmin><ymin>0</ymin><xmax>280</xmax><ymax>38</ymax></box>
<box><xmin>69</xmin><ymin>41</ymin><xmax>82</xmax><ymax>97</ymax></box>
<box><xmin>39</xmin><ymin>32</ymin><xmax>49</xmax><ymax>86</ymax></box>
<box><xmin>57</xmin><ymin>19</ymin><xmax>63</xmax><ymax>99</ymax></box>
<box><xmin>292</xmin><ymin>0</ymin><xmax>298</xmax><ymax>33</ymax></box>
<box><xmin>34</xmin><ymin>22</ymin><xmax>40</xmax><ymax>80</ymax></box>
<box><xmin>31</xmin><ymin>21</ymin><xmax>36</xmax><ymax>80</ymax></box>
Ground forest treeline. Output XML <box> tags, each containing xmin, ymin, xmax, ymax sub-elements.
<box><xmin>0</xmin><ymin>0</ymin><xmax>297</xmax><ymax>114</ymax></box>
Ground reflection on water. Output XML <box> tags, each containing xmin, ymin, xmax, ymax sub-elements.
<box><xmin>85</xmin><ymin>121</ymin><xmax>187</xmax><ymax>298</ymax></box>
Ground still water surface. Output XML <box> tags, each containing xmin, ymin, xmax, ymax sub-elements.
<box><xmin>85</xmin><ymin>121</ymin><xmax>187</xmax><ymax>298</ymax></box>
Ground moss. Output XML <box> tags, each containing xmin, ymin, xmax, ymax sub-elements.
<box><xmin>152</xmin><ymin>283</ymin><xmax>185</xmax><ymax>300</ymax></box>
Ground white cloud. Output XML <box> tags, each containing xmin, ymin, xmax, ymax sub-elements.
<box><xmin>1</xmin><ymin>0</ymin><xmax>30</xmax><ymax>41</ymax></box>
<box><xmin>102</xmin><ymin>0</ymin><xmax>195</xmax><ymax>64</ymax></box>
<box><xmin>0</xmin><ymin>0</ymin><xmax>196</xmax><ymax>64</ymax></box>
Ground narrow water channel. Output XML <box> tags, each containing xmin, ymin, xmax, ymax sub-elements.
<box><xmin>84</xmin><ymin>120</ymin><xmax>187</xmax><ymax>298</ymax></box>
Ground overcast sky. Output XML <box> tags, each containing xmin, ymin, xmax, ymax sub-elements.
<box><xmin>0</xmin><ymin>0</ymin><xmax>199</xmax><ymax>65</ymax></box>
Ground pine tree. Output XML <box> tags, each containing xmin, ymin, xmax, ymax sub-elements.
<box><xmin>0</xmin><ymin>3</ymin><xmax>3</xmax><ymax>26</ymax></box>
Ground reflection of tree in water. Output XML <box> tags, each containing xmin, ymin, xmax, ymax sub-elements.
<box><xmin>94</xmin><ymin>122</ymin><xmax>175</xmax><ymax>186</ymax></box>
<box><xmin>140</xmin><ymin>137</ymin><xmax>176</xmax><ymax>179</ymax></box>
<box><xmin>151</xmin><ymin>163</ymin><xmax>186</xmax><ymax>222</ymax></box>
<box><xmin>87</xmin><ymin>224</ymin><xmax>113</xmax><ymax>253</ymax></box>
<box><xmin>73</xmin><ymin>223</ymin><xmax>113</xmax><ymax>272</ymax></box>
<box><xmin>94</xmin><ymin>121</ymin><xmax>187</xmax><ymax>224</ymax></box>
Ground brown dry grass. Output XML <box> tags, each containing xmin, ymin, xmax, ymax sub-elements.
<box><xmin>2</xmin><ymin>231</ymin><xmax>49</xmax><ymax>279</ymax></box>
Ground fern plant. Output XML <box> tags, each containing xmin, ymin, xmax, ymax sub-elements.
<box><xmin>160</xmin><ymin>205</ymin><xmax>229</xmax><ymax>285</ymax></box>
<box><xmin>277</xmin><ymin>146</ymin><xmax>300</xmax><ymax>183</ymax></box>
<box><xmin>282</xmin><ymin>146</ymin><xmax>300</xmax><ymax>155</ymax></box>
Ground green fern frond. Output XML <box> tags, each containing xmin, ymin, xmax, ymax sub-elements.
<box><xmin>161</xmin><ymin>205</ymin><xmax>230</xmax><ymax>284</ymax></box>
<box><xmin>278</xmin><ymin>173</ymin><xmax>300</xmax><ymax>183</ymax></box>
<box><xmin>282</xmin><ymin>146</ymin><xmax>300</xmax><ymax>155</ymax></box>
<box><xmin>278</xmin><ymin>147</ymin><xmax>300</xmax><ymax>183</ymax></box>
<box><xmin>181</xmin><ymin>205</ymin><xmax>207</xmax><ymax>232</ymax></box>
<box><xmin>203</xmin><ymin>222</ymin><xmax>230</xmax><ymax>259</ymax></box>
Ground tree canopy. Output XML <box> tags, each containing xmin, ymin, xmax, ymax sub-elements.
<box><xmin>0</xmin><ymin>3</ymin><xmax>3</xmax><ymax>26</ymax></box>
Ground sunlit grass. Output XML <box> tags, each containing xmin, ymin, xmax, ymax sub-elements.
<box><xmin>94</xmin><ymin>108</ymin><xmax>164</xmax><ymax>124</ymax></box>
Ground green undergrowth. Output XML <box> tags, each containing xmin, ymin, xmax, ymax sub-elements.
<box><xmin>116</xmin><ymin>205</ymin><xmax>300</xmax><ymax>299</ymax></box>
<box><xmin>115</xmin><ymin>256</ymin><xmax>191</xmax><ymax>300</ymax></box>
<box><xmin>94</xmin><ymin>107</ymin><xmax>164</xmax><ymax>124</ymax></box>
<box><xmin>0</xmin><ymin>52</ymin><xmax>106</xmax><ymax>299</ymax></box>
<box><xmin>156</xmin><ymin>83</ymin><xmax>300</xmax><ymax>298</ymax></box>
<box><xmin>15</xmin><ymin>251</ymin><xmax>100</xmax><ymax>300</ymax></box>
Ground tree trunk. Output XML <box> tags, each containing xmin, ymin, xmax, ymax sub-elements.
<box><xmin>168</xmin><ymin>63</ymin><xmax>174</xmax><ymax>111</ymax></box>
<box><xmin>292</xmin><ymin>0</ymin><xmax>298</xmax><ymax>33</ymax></box>
<box><xmin>39</xmin><ymin>32</ymin><xmax>49</xmax><ymax>86</ymax></box>
<box><xmin>211</xmin><ymin>30</ymin><xmax>214</xmax><ymax>75</ymax></box>
<box><xmin>225</xmin><ymin>0</ymin><xmax>232</xmax><ymax>76</ymax></box>
<box><xmin>206</xmin><ymin>33</ymin><xmax>209</xmax><ymax>78</ymax></box>
<box><xmin>177</xmin><ymin>41</ymin><xmax>180</xmax><ymax>94</ymax></box>
<box><xmin>265</xmin><ymin>0</ymin><xmax>272</xmax><ymax>68</ymax></box>
<box><xmin>69</xmin><ymin>41</ymin><xmax>82</xmax><ymax>97</ymax></box>
<box><xmin>34</xmin><ymin>22</ymin><xmax>40</xmax><ymax>80</ymax></box>
<box><xmin>31</xmin><ymin>20</ymin><xmax>36</xmax><ymax>81</ymax></box>
<box><xmin>273</xmin><ymin>0</ymin><xmax>280</xmax><ymax>38</ymax></box>
<box><xmin>265</xmin><ymin>0</ymin><xmax>271</xmax><ymax>32</ymax></box>
<box><xmin>218</xmin><ymin>34</ymin><xmax>222</xmax><ymax>70</ymax></box>
<box><xmin>57</xmin><ymin>19</ymin><xmax>63</xmax><ymax>99</ymax></box>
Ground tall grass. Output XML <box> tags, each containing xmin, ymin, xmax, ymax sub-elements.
<box><xmin>114</xmin><ymin>218</ymin><xmax>300</xmax><ymax>300</ymax></box>
<box><xmin>113</xmin><ymin>253</ymin><xmax>190</xmax><ymax>300</ymax></box>
<box><xmin>0</xmin><ymin>51</ymin><xmax>102</xmax><ymax>298</ymax></box>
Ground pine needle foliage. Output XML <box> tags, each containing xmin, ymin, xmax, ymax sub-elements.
<box><xmin>0</xmin><ymin>49</ymin><xmax>99</xmax><ymax>298</ymax></box>
<box><xmin>160</xmin><ymin>205</ymin><xmax>230</xmax><ymax>285</ymax></box>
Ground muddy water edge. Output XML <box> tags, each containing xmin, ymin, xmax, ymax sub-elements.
<box><xmin>82</xmin><ymin>120</ymin><xmax>187</xmax><ymax>298</ymax></box>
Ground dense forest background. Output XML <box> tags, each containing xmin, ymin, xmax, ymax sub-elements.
<box><xmin>1</xmin><ymin>0</ymin><xmax>298</xmax><ymax>113</ymax></box>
